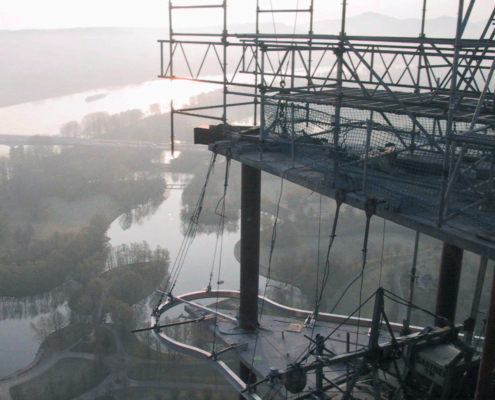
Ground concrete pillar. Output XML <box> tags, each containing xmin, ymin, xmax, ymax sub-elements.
<box><xmin>239</xmin><ymin>164</ymin><xmax>261</xmax><ymax>331</ymax></box>
<box><xmin>475</xmin><ymin>263</ymin><xmax>495</xmax><ymax>399</ymax></box>
<box><xmin>435</xmin><ymin>242</ymin><xmax>463</xmax><ymax>327</ymax></box>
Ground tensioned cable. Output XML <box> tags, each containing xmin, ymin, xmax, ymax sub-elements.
<box><xmin>295</xmin><ymin>192</ymin><xmax>344</xmax><ymax>364</ymax></box>
<box><xmin>282</xmin><ymin>0</ymin><xmax>301</xmax><ymax>79</ymax></box>
<box><xmin>269</xmin><ymin>0</ymin><xmax>282</xmax><ymax>67</ymax></box>
<box><xmin>261</xmin><ymin>376</ymin><xmax>285</xmax><ymax>400</ymax></box>
<box><xmin>329</xmin><ymin>264</ymin><xmax>363</xmax><ymax>314</ymax></box>
<box><xmin>295</xmin><ymin>290</ymin><xmax>377</xmax><ymax>365</ymax></box>
<box><xmin>248</xmin><ymin>168</ymin><xmax>289</xmax><ymax>371</ymax></box>
<box><xmin>378</xmin><ymin>219</ymin><xmax>386</xmax><ymax>287</ymax></box>
<box><xmin>316</xmin><ymin>192</ymin><xmax>345</xmax><ymax>310</ymax></box>
<box><xmin>315</xmin><ymin>194</ymin><xmax>322</xmax><ymax>314</ymax></box>
<box><xmin>381</xmin><ymin>288</ymin><xmax>443</xmax><ymax>321</ymax></box>
<box><xmin>211</xmin><ymin>155</ymin><xmax>231</xmax><ymax>354</ymax></box>
<box><xmin>207</xmin><ymin>156</ymin><xmax>231</xmax><ymax>292</ymax></box>
<box><xmin>248</xmin><ymin>166</ymin><xmax>306</xmax><ymax>376</ymax></box>
<box><xmin>355</xmin><ymin>206</ymin><xmax>374</xmax><ymax>352</ymax></box>
<box><xmin>167</xmin><ymin>154</ymin><xmax>217</xmax><ymax>293</ymax></box>
<box><xmin>156</xmin><ymin>153</ymin><xmax>217</xmax><ymax>306</ymax></box>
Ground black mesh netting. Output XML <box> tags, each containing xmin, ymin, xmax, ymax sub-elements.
<box><xmin>263</xmin><ymin>98</ymin><xmax>495</xmax><ymax>233</ymax></box>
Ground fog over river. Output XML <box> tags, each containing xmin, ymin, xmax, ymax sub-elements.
<box><xmin>0</xmin><ymin>80</ymin><xmax>241</xmax><ymax>377</ymax></box>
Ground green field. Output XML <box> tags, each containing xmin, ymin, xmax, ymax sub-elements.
<box><xmin>10</xmin><ymin>358</ymin><xmax>109</xmax><ymax>400</ymax></box>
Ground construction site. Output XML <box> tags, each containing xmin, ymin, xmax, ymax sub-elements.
<box><xmin>146</xmin><ymin>1</ymin><xmax>495</xmax><ymax>398</ymax></box>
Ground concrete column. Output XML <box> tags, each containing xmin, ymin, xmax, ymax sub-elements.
<box><xmin>239</xmin><ymin>164</ymin><xmax>261</xmax><ymax>331</ymax></box>
<box><xmin>435</xmin><ymin>242</ymin><xmax>463</xmax><ymax>327</ymax></box>
<box><xmin>475</xmin><ymin>263</ymin><xmax>495</xmax><ymax>399</ymax></box>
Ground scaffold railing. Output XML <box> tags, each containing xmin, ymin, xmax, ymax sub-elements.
<box><xmin>159</xmin><ymin>0</ymin><xmax>495</xmax><ymax>231</ymax></box>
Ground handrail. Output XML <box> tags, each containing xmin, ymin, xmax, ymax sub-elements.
<box><xmin>151</xmin><ymin>289</ymin><xmax>423</xmax><ymax>399</ymax></box>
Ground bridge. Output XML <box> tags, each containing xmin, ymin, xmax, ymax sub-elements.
<box><xmin>0</xmin><ymin>134</ymin><xmax>200</xmax><ymax>151</ymax></box>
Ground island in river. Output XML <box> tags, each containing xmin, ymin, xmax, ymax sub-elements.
<box><xmin>0</xmin><ymin>107</ymin><xmax>243</xmax><ymax>399</ymax></box>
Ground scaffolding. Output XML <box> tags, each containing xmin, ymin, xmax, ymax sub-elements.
<box><xmin>160</xmin><ymin>0</ymin><xmax>494</xmax><ymax>231</ymax></box>
<box><xmin>156</xmin><ymin>1</ymin><xmax>495</xmax><ymax>398</ymax></box>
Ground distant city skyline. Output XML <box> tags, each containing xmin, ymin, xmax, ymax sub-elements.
<box><xmin>0</xmin><ymin>0</ymin><xmax>491</xmax><ymax>31</ymax></box>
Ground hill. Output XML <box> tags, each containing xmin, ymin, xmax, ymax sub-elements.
<box><xmin>0</xmin><ymin>14</ymin><xmax>487</xmax><ymax>107</ymax></box>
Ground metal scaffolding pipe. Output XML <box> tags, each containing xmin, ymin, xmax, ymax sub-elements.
<box><xmin>239</xmin><ymin>164</ymin><xmax>261</xmax><ymax>331</ymax></box>
<box><xmin>435</xmin><ymin>242</ymin><xmax>464</xmax><ymax>327</ymax></box>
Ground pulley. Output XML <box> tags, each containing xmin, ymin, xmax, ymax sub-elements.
<box><xmin>284</xmin><ymin>364</ymin><xmax>307</xmax><ymax>394</ymax></box>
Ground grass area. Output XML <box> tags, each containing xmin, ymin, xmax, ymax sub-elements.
<box><xmin>121</xmin><ymin>332</ymin><xmax>167</xmax><ymax>361</ymax></box>
<box><xmin>71</xmin><ymin>326</ymin><xmax>117</xmax><ymax>355</ymax></box>
<box><xmin>127</xmin><ymin>362</ymin><xmax>226</xmax><ymax>384</ymax></box>
<box><xmin>10</xmin><ymin>358</ymin><xmax>109</xmax><ymax>400</ymax></box>
<box><xmin>101</xmin><ymin>261</ymin><xmax>167</xmax><ymax>305</ymax></box>
<box><xmin>113</xmin><ymin>386</ymin><xmax>237</xmax><ymax>400</ymax></box>
<box><xmin>94</xmin><ymin>397</ymin><xmax>116</xmax><ymax>400</ymax></box>
<box><xmin>42</xmin><ymin>326</ymin><xmax>84</xmax><ymax>351</ymax></box>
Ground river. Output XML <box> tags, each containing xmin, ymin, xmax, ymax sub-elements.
<box><xmin>0</xmin><ymin>80</ymin><xmax>241</xmax><ymax>378</ymax></box>
<box><xmin>0</xmin><ymin>79</ymin><xmax>218</xmax><ymax>137</ymax></box>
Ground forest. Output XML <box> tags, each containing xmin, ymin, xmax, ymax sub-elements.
<box><xmin>0</xmin><ymin>108</ymin><xmax>168</xmax><ymax>297</ymax></box>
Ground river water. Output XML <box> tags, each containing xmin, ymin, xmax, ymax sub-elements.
<box><xmin>0</xmin><ymin>80</ymin><xmax>241</xmax><ymax>377</ymax></box>
<box><xmin>0</xmin><ymin>79</ymin><xmax>218</xmax><ymax>137</ymax></box>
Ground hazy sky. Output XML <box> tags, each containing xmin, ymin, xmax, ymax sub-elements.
<box><xmin>0</xmin><ymin>0</ymin><xmax>491</xmax><ymax>30</ymax></box>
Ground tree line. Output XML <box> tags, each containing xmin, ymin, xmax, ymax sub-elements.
<box><xmin>0</xmin><ymin>216</ymin><xmax>109</xmax><ymax>297</ymax></box>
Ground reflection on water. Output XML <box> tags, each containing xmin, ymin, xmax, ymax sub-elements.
<box><xmin>0</xmin><ymin>79</ymin><xmax>219</xmax><ymax>136</ymax></box>
<box><xmin>0</xmin><ymin>173</ymin><xmax>240</xmax><ymax>378</ymax></box>
<box><xmin>0</xmin><ymin>283</ymin><xmax>71</xmax><ymax>321</ymax></box>
<box><xmin>107</xmin><ymin>179</ymin><xmax>241</xmax><ymax>297</ymax></box>
<box><xmin>0</xmin><ymin>78</ymin><xmax>242</xmax><ymax>379</ymax></box>
<box><xmin>0</xmin><ymin>305</ymin><xmax>69</xmax><ymax>377</ymax></box>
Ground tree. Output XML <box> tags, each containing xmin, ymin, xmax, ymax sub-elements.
<box><xmin>149</xmin><ymin>103</ymin><xmax>161</xmax><ymax>115</ymax></box>
<box><xmin>59</xmin><ymin>121</ymin><xmax>82</xmax><ymax>137</ymax></box>
<box><xmin>81</xmin><ymin>112</ymin><xmax>111</xmax><ymax>137</ymax></box>
<box><xmin>30</xmin><ymin>310</ymin><xmax>68</xmax><ymax>344</ymax></box>
<box><xmin>106</xmin><ymin>296</ymin><xmax>135</xmax><ymax>335</ymax></box>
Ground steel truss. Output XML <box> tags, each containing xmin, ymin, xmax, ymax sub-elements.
<box><xmin>160</xmin><ymin>0</ymin><xmax>494</xmax><ymax>227</ymax></box>
<box><xmin>157</xmin><ymin>3</ymin><xmax>494</xmax><ymax>398</ymax></box>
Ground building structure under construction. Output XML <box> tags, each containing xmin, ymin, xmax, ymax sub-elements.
<box><xmin>144</xmin><ymin>1</ymin><xmax>495</xmax><ymax>398</ymax></box>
